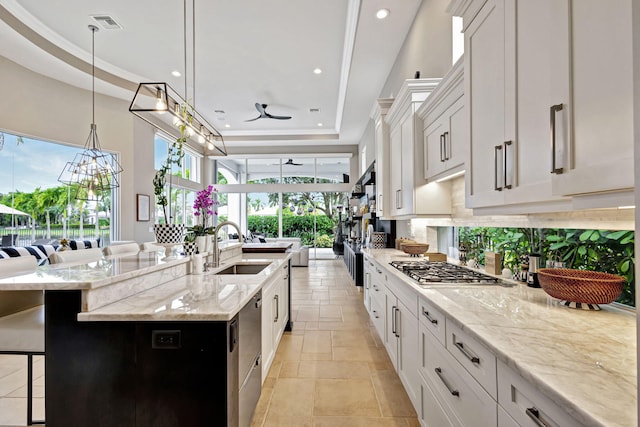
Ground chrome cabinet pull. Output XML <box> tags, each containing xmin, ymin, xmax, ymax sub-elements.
<box><xmin>394</xmin><ymin>306</ymin><xmax>400</xmax><ymax>338</ymax></box>
<box><xmin>391</xmin><ymin>306</ymin><xmax>397</xmax><ymax>335</ymax></box>
<box><xmin>422</xmin><ymin>309</ymin><xmax>438</xmax><ymax>325</ymax></box>
<box><xmin>454</xmin><ymin>340</ymin><xmax>480</xmax><ymax>364</ymax></box>
<box><xmin>372</xmin><ymin>309</ymin><xmax>379</xmax><ymax>319</ymax></box>
<box><xmin>550</xmin><ymin>104</ymin><xmax>564</xmax><ymax>174</ymax></box>
<box><xmin>503</xmin><ymin>140</ymin><xmax>512</xmax><ymax>189</ymax></box>
<box><xmin>373</xmin><ymin>284</ymin><xmax>379</xmax><ymax>292</ymax></box>
<box><xmin>440</xmin><ymin>134</ymin><xmax>446</xmax><ymax>162</ymax></box>
<box><xmin>526</xmin><ymin>407</ymin><xmax>551</xmax><ymax>427</ymax></box>
<box><xmin>274</xmin><ymin>294</ymin><xmax>279</xmax><ymax>322</ymax></box>
<box><xmin>494</xmin><ymin>145</ymin><xmax>503</xmax><ymax>191</ymax></box>
<box><xmin>443</xmin><ymin>131</ymin><xmax>450</xmax><ymax>160</ymax></box>
<box><xmin>434</xmin><ymin>367</ymin><xmax>459</xmax><ymax>397</ymax></box>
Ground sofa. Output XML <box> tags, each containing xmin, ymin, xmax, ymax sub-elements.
<box><xmin>0</xmin><ymin>239</ymin><xmax>101</xmax><ymax>265</ymax></box>
<box><xmin>263</xmin><ymin>237</ymin><xmax>309</xmax><ymax>267</ymax></box>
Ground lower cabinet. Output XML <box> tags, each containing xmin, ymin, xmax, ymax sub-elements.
<box><xmin>343</xmin><ymin>243</ymin><xmax>363</xmax><ymax>286</ymax></box>
<box><xmin>261</xmin><ymin>265</ymin><xmax>288</xmax><ymax>383</ymax></box>
<box><xmin>384</xmin><ymin>275</ymin><xmax>420</xmax><ymax>410</ymax></box>
<box><xmin>497</xmin><ymin>359</ymin><xmax>582</xmax><ymax>427</ymax></box>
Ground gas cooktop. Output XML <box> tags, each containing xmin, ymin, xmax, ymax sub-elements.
<box><xmin>389</xmin><ymin>260</ymin><xmax>512</xmax><ymax>286</ymax></box>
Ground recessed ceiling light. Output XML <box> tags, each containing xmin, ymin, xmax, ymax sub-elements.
<box><xmin>376</xmin><ymin>8</ymin><xmax>390</xmax><ymax>19</ymax></box>
<box><xmin>224</xmin><ymin>124</ymin><xmax>231</xmax><ymax>128</ymax></box>
<box><xmin>171</xmin><ymin>70</ymin><xmax>181</xmax><ymax>77</ymax></box>
<box><xmin>317</xmin><ymin>123</ymin><xmax>323</xmax><ymax>127</ymax></box>
<box><xmin>313</xmin><ymin>68</ymin><xmax>322</xmax><ymax>74</ymax></box>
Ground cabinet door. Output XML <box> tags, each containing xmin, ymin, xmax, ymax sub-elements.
<box><xmin>397</xmin><ymin>298</ymin><xmax>420</xmax><ymax>411</ymax></box>
<box><xmin>261</xmin><ymin>281</ymin><xmax>276</xmax><ymax>383</ymax></box>
<box><xmin>552</xmin><ymin>0</ymin><xmax>633</xmax><ymax>196</ymax></box>
<box><xmin>399</xmin><ymin>111</ymin><xmax>415</xmax><ymax>215</ymax></box>
<box><xmin>425</xmin><ymin>117</ymin><xmax>448</xmax><ymax>180</ymax></box>
<box><xmin>421</xmin><ymin>380</ymin><xmax>455</xmax><ymax>427</ymax></box>
<box><xmin>389</xmin><ymin>124</ymin><xmax>403</xmax><ymax>216</ymax></box>
<box><xmin>384</xmin><ymin>291</ymin><xmax>398</xmax><ymax>369</ymax></box>
<box><xmin>504</xmin><ymin>0</ymin><xmax>570</xmax><ymax>206</ymax></box>
<box><xmin>445</xmin><ymin>97</ymin><xmax>465</xmax><ymax>173</ymax></box>
<box><xmin>464</xmin><ymin>0</ymin><xmax>512</xmax><ymax>208</ymax></box>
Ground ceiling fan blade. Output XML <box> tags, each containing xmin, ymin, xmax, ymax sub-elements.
<box><xmin>244</xmin><ymin>115</ymin><xmax>261</xmax><ymax>122</ymax></box>
<box><xmin>266</xmin><ymin>113</ymin><xmax>292</xmax><ymax>120</ymax></box>
<box><xmin>255</xmin><ymin>103</ymin><xmax>267</xmax><ymax>115</ymax></box>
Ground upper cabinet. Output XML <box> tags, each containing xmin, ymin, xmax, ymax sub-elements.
<box><xmin>451</xmin><ymin>0</ymin><xmax>633</xmax><ymax>212</ymax></box>
<box><xmin>371</xmin><ymin>98</ymin><xmax>394</xmax><ymax>219</ymax></box>
<box><xmin>417</xmin><ymin>58</ymin><xmax>465</xmax><ymax>183</ymax></box>
<box><xmin>384</xmin><ymin>79</ymin><xmax>453</xmax><ymax>219</ymax></box>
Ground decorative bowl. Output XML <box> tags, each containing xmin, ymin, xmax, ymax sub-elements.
<box><xmin>537</xmin><ymin>268</ymin><xmax>625</xmax><ymax>309</ymax></box>
<box><xmin>401</xmin><ymin>243</ymin><xmax>429</xmax><ymax>257</ymax></box>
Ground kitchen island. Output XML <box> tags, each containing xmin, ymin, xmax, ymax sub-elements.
<box><xmin>0</xmin><ymin>248</ymin><xmax>291</xmax><ymax>427</ymax></box>
<box><xmin>362</xmin><ymin>248</ymin><xmax>636</xmax><ymax>427</ymax></box>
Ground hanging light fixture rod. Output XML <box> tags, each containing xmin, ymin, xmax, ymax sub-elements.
<box><xmin>129</xmin><ymin>0</ymin><xmax>227</xmax><ymax>156</ymax></box>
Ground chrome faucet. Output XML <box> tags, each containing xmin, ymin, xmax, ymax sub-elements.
<box><xmin>212</xmin><ymin>221</ymin><xmax>242</xmax><ymax>267</ymax></box>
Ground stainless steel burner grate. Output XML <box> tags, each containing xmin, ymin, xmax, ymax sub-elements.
<box><xmin>389</xmin><ymin>260</ymin><xmax>507</xmax><ymax>286</ymax></box>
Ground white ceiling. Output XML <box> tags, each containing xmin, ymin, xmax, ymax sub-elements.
<box><xmin>0</xmin><ymin>0</ymin><xmax>421</xmax><ymax>150</ymax></box>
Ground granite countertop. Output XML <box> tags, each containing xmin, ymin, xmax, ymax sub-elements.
<box><xmin>363</xmin><ymin>248</ymin><xmax>637</xmax><ymax>427</ymax></box>
<box><xmin>0</xmin><ymin>251</ymin><xmax>189</xmax><ymax>291</ymax></box>
<box><xmin>77</xmin><ymin>256</ymin><xmax>289</xmax><ymax>322</ymax></box>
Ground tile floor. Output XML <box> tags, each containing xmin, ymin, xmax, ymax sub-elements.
<box><xmin>0</xmin><ymin>259</ymin><xmax>418</xmax><ymax>427</ymax></box>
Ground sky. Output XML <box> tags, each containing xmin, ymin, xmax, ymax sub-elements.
<box><xmin>0</xmin><ymin>133</ymin><xmax>80</xmax><ymax>194</ymax></box>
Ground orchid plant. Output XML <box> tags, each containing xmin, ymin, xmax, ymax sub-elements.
<box><xmin>186</xmin><ymin>184</ymin><xmax>218</xmax><ymax>240</ymax></box>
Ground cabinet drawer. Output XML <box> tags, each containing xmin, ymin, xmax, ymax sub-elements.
<box><xmin>418</xmin><ymin>296</ymin><xmax>446</xmax><ymax>346</ymax></box>
<box><xmin>446</xmin><ymin>320</ymin><xmax>497</xmax><ymax>399</ymax></box>
<box><xmin>497</xmin><ymin>359</ymin><xmax>582</xmax><ymax>427</ymax></box>
<box><xmin>424</xmin><ymin>331</ymin><xmax>497</xmax><ymax>427</ymax></box>
<box><xmin>420</xmin><ymin>378</ymin><xmax>454</xmax><ymax>427</ymax></box>
<box><xmin>369</xmin><ymin>290</ymin><xmax>385</xmax><ymax>341</ymax></box>
<box><xmin>498</xmin><ymin>404</ymin><xmax>519</xmax><ymax>427</ymax></box>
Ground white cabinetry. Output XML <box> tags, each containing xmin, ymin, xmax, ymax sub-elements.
<box><xmin>384</xmin><ymin>274</ymin><xmax>420</xmax><ymax>410</ymax></box>
<box><xmin>371</xmin><ymin>99</ymin><xmax>394</xmax><ymax>219</ymax></box>
<box><xmin>261</xmin><ymin>263</ymin><xmax>288</xmax><ymax>383</ymax></box>
<box><xmin>385</xmin><ymin>79</ymin><xmax>452</xmax><ymax>219</ymax></box>
<box><xmin>418</xmin><ymin>58</ymin><xmax>465</xmax><ymax>183</ymax></box>
<box><xmin>497</xmin><ymin>359</ymin><xmax>582</xmax><ymax>427</ymax></box>
<box><xmin>457</xmin><ymin>0</ymin><xmax>633</xmax><ymax>212</ymax></box>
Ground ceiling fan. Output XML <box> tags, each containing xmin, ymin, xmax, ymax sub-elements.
<box><xmin>273</xmin><ymin>158</ymin><xmax>303</xmax><ymax>166</ymax></box>
<box><xmin>245</xmin><ymin>103</ymin><xmax>292</xmax><ymax>121</ymax></box>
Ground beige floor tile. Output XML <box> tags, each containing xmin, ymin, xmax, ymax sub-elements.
<box><xmin>267</xmin><ymin>378</ymin><xmax>316</xmax><ymax>417</ymax></box>
<box><xmin>314</xmin><ymin>379</ymin><xmax>381</xmax><ymax>417</ymax></box>
<box><xmin>331</xmin><ymin>330</ymin><xmax>376</xmax><ymax>348</ymax></box>
<box><xmin>332</xmin><ymin>346</ymin><xmax>390</xmax><ymax>363</ymax></box>
<box><xmin>300</xmin><ymin>353</ymin><xmax>334</xmax><ymax>361</ymax></box>
<box><xmin>297</xmin><ymin>360</ymin><xmax>370</xmax><ymax>379</ymax></box>
<box><xmin>319</xmin><ymin>305</ymin><xmax>342</xmax><ymax>320</ymax></box>
<box><xmin>302</xmin><ymin>331</ymin><xmax>332</xmax><ymax>354</ymax></box>
<box><xmin>371</xmin><ymin>371</ymin><xmax>417</xmax><ymax>417</ymax></box>
<box><xmin>278</xmin><ymin>361</ymin><xmax>299</xmax><ymax>378</ymax></box>
<box><xmin>312</xmin><ymin>416</ymin><xmax>411</xmax><ymax>427</ymax></box>
<box><xmin>296</xmin><ymin>307</ymin><xmax>321</xmax><ymax>322</ymax></box>
<box><xmin>263</xmin><ymin>415</ymin><xmax>313</xmax><ymax>427</ymax></box>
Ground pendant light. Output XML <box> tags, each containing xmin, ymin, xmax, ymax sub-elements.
<box><xmin>129</xmin><ymin>0</ymin><xmax>227</xmax><ymax>156</ymax></box>
<box><xmin>58</xmin><ymin>25</ymin><xmax>123</xmax><ymax>200</ymax></box>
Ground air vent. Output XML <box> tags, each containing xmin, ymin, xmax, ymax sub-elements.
<box><xmin>90</xmin><ymin>15</ymin><xmax>122</xmax><ymax>30</ymax></box>
<box><xmin>309</xmin><ymin>108</ymin><xmax>320</xmax><ymax>113</ymax></box>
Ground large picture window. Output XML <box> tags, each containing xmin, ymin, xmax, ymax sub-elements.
<box><xmin>0</xmin><ymin>130</ymin><xmax>118</xmax><ymax>245</ymax></box>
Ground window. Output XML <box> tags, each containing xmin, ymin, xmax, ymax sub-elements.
<box><xmin>154</xmin><ymin>132</ymin><xmax>202</xmax><ymax>183</ymax></box>
<box><xmin>0</xmin><ymin>131</ymin><xmax>118</xmax><ymax>245</ymax></box>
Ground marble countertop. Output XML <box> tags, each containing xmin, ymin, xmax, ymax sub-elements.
<box><xmin>0</xmin><ymin>251</ymin><xmax>189</xmax><ymax>291</ymax></box>
<box><xmin>363</xmin><ymin>248</ymin><xmax>637</xmax><ymax>427</ymax></box>
<box><xmin>77</xmin><ymin>256</ymin><xmax>289</xmax><ymax>322</ymax></box>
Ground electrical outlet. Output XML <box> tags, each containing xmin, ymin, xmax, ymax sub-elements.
<box><xmin>152</xmin><ymin>330</ymin><xmax>181</xmax><ymax>349</ymax></box>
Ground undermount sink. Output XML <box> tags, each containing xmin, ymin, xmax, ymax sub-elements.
<box><xmin>215</xmin><ymin>262</ymin><xmax>271</xmax><ymax>275</ymax></box>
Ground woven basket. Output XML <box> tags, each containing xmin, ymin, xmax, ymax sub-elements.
<box><xmin>537</xmin><ymin>268</ymin><xmax>625</xmax><ymax>304</ymax></box>
<box><xmin>401</xmin><ymin>243</ymin><xmax>430</xmax><ymax>256</ymax></box>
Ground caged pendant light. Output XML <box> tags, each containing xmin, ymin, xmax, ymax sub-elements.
<box><xmin>58</xmin><ymin>25</ymin><xmax>123</xmax><ymax>200</ymax></box>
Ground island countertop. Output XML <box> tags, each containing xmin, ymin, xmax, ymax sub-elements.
<box><xmin>77</xmin><ymin>256</ymin><xmax>290</xmax><ymax>322</ymax></box>
<box><xmin>362</xmin><ymin>248</ymin><xmax>637</xmax><ymax>427</ymax></box>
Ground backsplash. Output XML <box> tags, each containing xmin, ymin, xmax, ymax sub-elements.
<box><xmin>398</xmin><ymin>176</ymin><xmax>634</xmax><ymax>243</ymax></box>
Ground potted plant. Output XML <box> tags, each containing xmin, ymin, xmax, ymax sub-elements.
<box><xmin>187</xmin><ymin>184</ymin><xmax>218</xmax><ymax>253</ymax></box>
<box><xmin>152</xmin><ymin>104</ymin><xmax>189</xmax><ymax>243</ymax></box>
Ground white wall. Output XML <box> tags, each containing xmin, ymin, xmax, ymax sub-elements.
<box><xmin>0</xmin><ymin>56</ymin><xmax>155</xmax><ymax>242</ymax></box>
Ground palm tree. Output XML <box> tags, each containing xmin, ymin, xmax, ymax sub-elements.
<box><xmin>35</xmin><ymin>187</ymin><xmax>60</xmax><ymax>238</ymax></box>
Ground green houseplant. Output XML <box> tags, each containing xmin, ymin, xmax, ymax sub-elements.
<box><xmin>152</xmin><ymin>103</ymin><xmax>189</xmax><ymax>243</ymax></box>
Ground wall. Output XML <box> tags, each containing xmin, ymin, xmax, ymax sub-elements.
<box><xmin>403</xmin><ymin>176</ymin><xmax>635</xmax><ymax>248</ymax></box>
<box><xmin>0</xmin><ymin>56</ymin><xmax>155</xmax><ymax>242</ymax></box>
<box><xmin>359</xmin><ymin>0</ymin><xmax>453</xmax><ymax>179</ymax></box>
